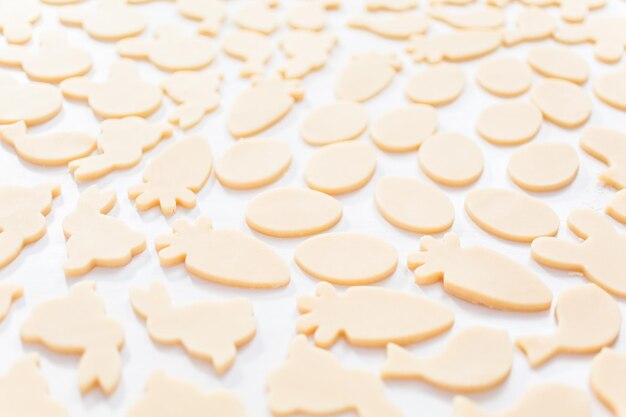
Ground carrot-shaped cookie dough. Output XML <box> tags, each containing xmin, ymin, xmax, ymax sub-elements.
<box><xmin>0</xmin><ymin>284</ymin><xmax>22</xmax><ymax>321</ymax></box>
<box><xmin>517</xmin><ymin>284</ymin><xmax>620</xmax><ymax>367</ymax></box>
<box><xmin>406</xmin><ymin>30</ymin><xmax>501</xmax><ymax>64</ymax></box>
<box><xmin>502</xmin><ymin>7</ymin><xmax>556</xmax><ymax>46</ymax></box>
<box><xmin>428</xmin><ymin>6</ymin><xmax>504</xmax><ymax>30</ymax></box>
<box><xmin>366</xmin><ymin>0</ymin><xmax>417</xmax><ymax>11</ymax></box>
<box><xmin>280</xmin><ymin>31</ymin><xmax>337</xmax><ymax>79</ymax></box>
<box><xmin>336</xmin><ymin>52</ymin><xmax>401</xmax><ymax>102</ymax></box>
<box><xmin>286</xmin><ymin>0</ymin><xmax>340</xmax><ymax>31</ymax></box>
<box><xmin>177</xmin><ymin>0</ymin><xmax>226</xmax><ymax>36</ymax></box>
<box><xmin>268</xmin><ymin>335</ymin><xmax>403</xmax><ymax>417</ymax></box>
<box><xmin>607</xmin><ymin>189</ymin><xmax>626</xmax><ymax>224</ymax></box>
<box><xmin>59</xmin><ymin>0</ymin><xmax>145</xmax><ymax>41</ymax></box>
<box><xmin>161</xmin><ymin>71</ymin><xmax>221</xmax><ymax>129</ymax></box>
<box><xmin>0</xmin><ymin>183</ymin><xmax>60</xmax><ymax>268</ymax></box>
<box><xmin>590</xmin><ymin>348</ymin><xmax>626</xmax><ymax>417</ymax></box>
<box><xmin>234</xmin><ymin>0</ymin><xmax>279</xmax><ymax>35</ymax></box>
<box><xmin>297</xmin><ymin>282</ymin><xmax>453</xmax><ymax>348</ymax></box>
<box><xmin>580</xmin><ymin>126</ymin><xmax>626</xmax><ymax>189</ymax></box>
<box><xmin>382</xmin><ymin>327</ymin><xmax>513</xmax><ymax>393</ymax></box>
<box><xmin>408</xmin><ymin>233</ymin><xmax>553</xmax><ymax>311</ymax></box>
<box><xmin>532</xmin><ymin>209</ymin><xmax>626</xmax><ymax>297</ymax></box>
<box><xmin>21</xmin><ymin>281</ymin><xmax>124</xmax><ymax>394</ymax></box>
<box><xmin>60</xmin><ymin>59</ymin><xmax>163</xmax><ymax>119</ymax></box>
<box><xmin>595</xmin><ymin>66</ymin><xmax>626</xmax><ymax>111</ymax></box>
<box><xmin>222</xmin><ymin>30</ymin><xmax>273</xmax><ymax>78</ymax></box>
<box><xmin>554</xmin><ymin>16</ymin><xmax>626</xmax><ymax>63</ymax></box>
<box><xmin>63</xmin><ymin>186</ymin><xmax>146</xmax><ymax>276</ymax></box>
<box><xmin>0</xmin><ymin>0</ymin><xmax>40</xmax><ymax>44</ymax></box>
<box><xmin>131</xmin><ymin>282</ymin><xmax>256</xmax><ymax>373</ymax></box>
<box><xmin>0</xmin><ymin>74</ymin><xmax>62</xmax><ymax>126</ymax></box>
<box><xmin>155</xmin><ymin>216</ymin><xmax>290</xmax><ymax>288</ymax></box>
<box><xmin>348</xmin><ymin>12</ymin><xmax>428</xmax><ymax>40</ymax></box>
<box><xmin>531</xmin><ymin>78</ymin><xmax>591</xmax><ymax>128</ymax></box>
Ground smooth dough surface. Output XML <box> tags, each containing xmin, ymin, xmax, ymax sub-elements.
<box><xmin>418</xmin><ymin>132</ymin><xmax>483</xmax><ymax>186</ymax></box>
<box><xmin>336</xmin><ymin>52</ymin><xmax>402</xmax><ymax>102</ymax></box>
<box><xmin>233</xmin><ymin>0</ymin><xmax>279</xmax><ymax>35</ymax></box>
<box><xmin>508</xmin><ymin>142</ymin><xmax>579</xmax><ymax>192</ymax></box>
<box><xmin>594</xmin><ymin>66</ymin><xmax>626</xmax><ymax>111</ymax></box>
<box><xmin>475</xmin><ymin>56</ymin><xmax>532</xmax><ymax>97</ymax></box>
<box><xmin>476</xmin><ymin>101</ymin><xmax>542</xmax><ymax>145</ymax></box>
<box><xmin>301</xmin><ymin>100</ymin><xmax>368</xmax><ymax>145</ymax></box>
<box><xmin>370</xmin><ymin>104</ymin><xmax>438</xmax><ymax>152</ymax></box>
<box><xmin>286</xmin><ymin>0</ymin><xmax>339</xmax><ymax>31</ymax></box>
<box><xmin>222</xmin><ymin>30</ymin><xmax>272</xmax><ymax>78</ymax></box>
<box><xmin>366</xmin><ymin>0</ymin><xmax>418</xmax><ymax>11</ymax></box>
<box><xmin>348</xmin><ymin>12</ymin><xmax>428</xmax><ymax>39</ymax></box>
<box><xmin>176</xmin><ymin>0</ymin><xmax>226</xmax><ymax>36</ymax></box>
<box><xmin>553</xmin><ymin>16</ymin><xmax>626</xmax><ymax>64</ymax></box>
<box><xmin>280</xmin><ymin>31</ymin><xmax>337</xmax><ymax>79</ymax></box>
<box><xmin>0</xmin><ymin>74</ymin><xmax>62</xmax><ymax>126</ymax></box>
<box><xmin>606</xmin><ymin>189</ymin><xmax>626</xmax><ymax>224</ymax></box>
<box><xmin>406</xmin><ymin>31</ymin><xmax>501</xmax><ymax>64</ymax></box>
<box><xmin>428</xmin><ymin>6</ymin><xmax>505</xmax><ymax>30</ymax></box>
<box><xmin>405</xmin><ymin>64</ymin><xmax>465</xmax><ymax>106</ymax></box>
<box><xmin>0</xmin><ymin>284</ymin><xmax>22</xmax><ymax>321</ymax></box>
<box><xmin>527</xmin><ymin>45</ymin><xmax>589</xmax><ymax>84</ymax></box>
<box><xmin>0</xmin><ymin>0</ymin><xmax>40</xmax><ymax>44</ymax></box>
<box><xmin>590</xmin><ymin>348</ymin><xmax>626</xmax><ymax>417</ymax></box>
<box><xmin>580</xmin><ymin>126</ymin><xmax>626</xmax><ymax>189</ymax></box>
<box><xmin>502</xmin><ymin>7</ymin><xmax>556</xmax><ymax>46</ymax></box>
<box><xmin>59</xmin><ymin>0</ymin><xmax>145</xmax><ymax>41</ymax></box>
<box><xmin>530</xmin><ymin>78</ymin><xmax>591</xmax><ymax>128</ymax></box>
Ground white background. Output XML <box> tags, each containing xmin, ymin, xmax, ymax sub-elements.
<box><xmin>1</xmin><ymin>0</ymin><xmax>625</xmax><ymax>416</ymax></box>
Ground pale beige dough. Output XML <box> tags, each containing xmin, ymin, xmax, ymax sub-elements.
<box><xmin>162</xmin><ymin>71</ymin><xmax>222</xmax><ymax>130</ymax></box>
<box><xmin>590</xmin><ymin>349</ymin><xmax>626</xmax><ymax>417</ymax></box>
<box><xmin>215</xmin><ymin>138</ymin><xmax>291</xmax><ymax>189</ymax></box>
<box><xmin>129</xmin><ymin>135</ymin><xmax>212</xmax><ymax>216</ymax></box>
<box><xmin>234</xmin><ymin>0</ymin><xmax>279</xmax><ymax>35</ymax></box>
<box><xmin>431</xmin><ymin>0</ymin><xmax>475</xmax><ymax>5</ymax></box>
<box><xmin>531</xmin><ymin>78</ymin><xmax>591</xmax><ymax>128</ymax></box>
<box><xmin>476</xmin><ymin>56</ymin><xmax>532</xmax><ymax>97</ymax></box>
<box><xmin>517</xmin><ymin>284</ymin><xmax>620</xmax><ymax>367</ymax></box>
<box><xmin>286</xmin><ymin>0</ymin><xmax>340</xmax><ymax>31</ymax></box>
<box><xmin>336</xmin><ymin>52</ymin><xmax>402</xmax><ymax>102</ymax></box>
<box><xmin>405</xmin><ymin>64</ymin><xmax>465</xmax><ymax>106</ymax></box>
<box><xmin>508</xmin><ymin>142</ymin><xmax>579</xmax><ymax>192</ymax></box>
<box><xmin>222</xmin><ymin>30</ymin><xmax>272</xmax><ymax>78</ymax></box>
<box><xmin>554</xmin><ymin>16</ymin><xmax>626</xmax><ymax>63</ymax></box>
<box><xmin>348</xmin><ymin>12</ymin><xmax>428</xmax><ymax>40</ymax></box>
<box><xmin>375</xmin><ymin>176</ymin><xmax>454</xmax><ymax>233</ymax></box>
<box><xmin>177</xmin><ymin>0</ymin><xmax>226</xmax><ymax>36</ymax></box>
<box><xmin>267</xmin><ymin>336</ymin><xmax>403</xmax><ymax>417</ymax></box>
<box><xmin>408</xmin><ymin>233</ymin><xmax>553</xmax><ymax>311</ymax></box>
<box><xmin>606</xmin><ymin>189</ymin><xmax>626</xmax><ymax>224</ymax></box>
<box><xmin>301</xmin><ymin>100</ymin><xmax>368</xmax><ymax>146</ymax></box>
<box><xmin>476</xmin><ymin>101</ymin><xmax>542</xmax><ymax>145</ymax></box>
<box><xmin>523</xmin><ymin>0</ymin><xmax>605</xmax><ymax>23</ymax></box>
<box><xmin>406</xmin><ymin>31</ymin><xmax>501</xmax><ymax>64</ymax></box>
<box><xmin>297</xmin><ymin>282</ymin><xmax>453</xmax><ymax>348</ymax></box>
<box><xmin>0</xmin><ymin>0</ymin><xmax>40</xmax><ymax>44</ymax></box>
<box><xmin>131</xmin><ymin>282</ymin><xmax>256</xmax><ymax>373</ymax></box>
<box><xmin>428</xmin><ymin>6</ymin><xmax>504</xmax><ymax>30</ymax></box>
<box><xmin>531</xmin><ymin>208</ymin><xmax>626</xmax><ymax>297</ymax></box>
<box><xmin>419</xmin><ymin>132</ymin><xmax>483</xmax><ymax>186</ymax></box>
<box><xmin>295</xmin><ymin>232</ymin><xmax>398</xmax><ymax>285</ymax></box>
<box><xmin>580</xmin><ymin>126</ymin><xmax>626</xmax><ymax>189</ymax></box>
<box><xmin>502</xmin><ymin>7</ymin><xmax>556</xmax><ymax>46</ymax></box>
<box><xmin>21</xmin><ymin>281</ymin><xmax>124</xmax><ymax>395</ymax></box>
<box><xmin>0</xmin><ymin>284</ymin><xmax>22</xmax><ymax>321</ymax></box>
<box><xmin>366</xmin><ymin>0</ymin><xmax>417</xmax><ymax>11</ymax></box>
<box><xmin>382</xmin><ymin>327</ymin><xmax>513</xmax><ymax>393</ymax></box>
<box><xmin>528</xmin><ymin>45</ymin><xmax>588</xmax><ymax>84</ymax></box>
<box><xmin>0</xmin><ymin>183</ymin><xmax>60</xmax><ymax>269</ymax></box>
<box><xmin>155</xmin><ymin>216</ymin><xmax>290</xmax><ymax>288</ymax></box>
<box><xmin>280</xmin><ymin>30</ymin><xmax>337</xmax><ymax>79</ymax></box>
<box><xmin>465</xmin><ymin>188</ymin><xmax>559</xmax><ymax>242</ymax></box>
<box><xmin>594</xmin><ymin>66</ymin><xmax>626</xmax><ymax>111</ymax></box>
<box><xmin>0</xmin><ymin>74</ymin><xmax>62</xmax><ymax>126</ymax></box>
<box><xmin>370</xmin><ymin>105</ymin><xmax>438</xmax><ymax>152</ymax></box>
<box><xmin>59</xmin><ymin>0</ymin><xmax>145</xmax><ymax>41</ymax></box>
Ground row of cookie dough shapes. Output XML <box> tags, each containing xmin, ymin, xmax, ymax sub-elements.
<box><xmin>580</xmin><ymin>127</ymin><xmax>626</xmax><ymax>189</ymax></box>
<box><xmin>21</xmin><ymin>281</ymin><xmax>124</xmax><ymax>395</ymax></box>
<box><xmin>348</xmin><ymin>12</ymin><xmax>428</xmax><ymax>40</ymax></box>
<box><xmin>607</xmin><ymin>190</ymin><xmax>626</xmax><ymax>224</ymax></box>
<box><xmin>301</xmin><ymin>100</ymin><xmax>368</xmax><ymax>146</ymax></box>
<box><xmin>595</xmin><ymin>66</ymin><xmax>626</xmax><ymax>111</ymax></box>
<box><xmin>406</xmin><ymin>64</ymin><xmax>465</xmax><ymax>106</ymax></box>
<box><xmin>0</xmin><ymin>284</ymin><xmax>22</xmax><ymax>321</ymax></box>
<box><xmin>532</xmin><ymin>208</ymin><xmax>626</xmax><ymax>297</ymax></box>
<box><xmin>554</xmin><ymin>16</ymin><xmax>626</xmax><ymax>63</ymax></box>
<box><xmin>0</xmin><ymin>183</ymin><xmax>60</xmax><ymax>269</ymax></box>
<box><xmin>162</xmin><ymin>71</ymin><xmax>221</xmax><ymax>130</ymax></box>
<box><xmin>382</xmin><ymin>327</ymin><xmax>513</xmax><ymax>393</ymax></box>
<box><xmin>590</xmin><ymin>349</ymin><xmax>626</xmax><ymax>417</ymax></box>
<box><xmin>155</xmin><ymin>216</ymin><xmax>290</xmax><ymax>288</ymax></box>
<box><xmin>59</xmin><ymin>0</ymin><xmax>145</xmax><ymax>41</ymax></box>
<box><xmin>528</xmin><ymin>45</ymin><xmax>588</xmax><ymax>84</ymax></box>
<box><xmin>419</xmin><ymin>132</ymin><xmax>484</xmax><ymax>186</ymax></box>
<box><xmin>406</xmin><ymin>30</ymin><xmax>501</xmax><ymax>64</ymax></box>
<box><xmin>279</xmin><ymin>30</ymin><xmax>337</xmax><ymax>79</ymax></box>
<box><xmin>267</xmin><ymin>335</ymin><xmax>404</xmax><ymax>417</ymax></box>
<box><xmin>531</xmin><ymin>78</ymin><xmax>591</xmax><ymax>128</ymax></box>
<box><xmin>502</xmin><ymin>7</ymin><xmax>556</xmax><ymax>46</ymax></box>
<box><xmin>286</xmin><ymin>0</ymin><xmax>339</xmax><ymax>31</ymax></box>
<box><xmin>365</xmin><ymin>0</ymin><xmax>417</xmax><ymax>11</ymax></box>
<box><xmin>0</xmin><ymin>74</ymin><xmax>62</xmax><ymax>126</ymax></box>
<box><xmin>499</xmin><ymin>0</ymin><xmax>603</xmax><ymax>23</ymax></box>
<box><xmin>129</xmin><ymin>135</ymin><xmax>212</xmax><ymax>215</ymax></box>
<box><xmin>222</xmin><ymin>30</ymin><xmax>272</xmax><ymax>78</ymax></box>
<box><xmin>131</xmin><ymin>282</ymin><xmax>256</xmax><ymax>373</ymax></box>
<box><xmin>336</xmin><ymin>52</ymin><xmax>401</xmax><ymax>102</ymax></box>
<box><xmin>508</xmin><ymin>142</ymin><xmax>579</xmax><ymax>192</ymax></box>
<box><xmin>516</xmin><ymin>284</ymin><xmax>620</xmax><ymax>367</ymax></box>
<box><xmin>476</xmin><ymin>57</ymin><xmax>532</xmax><ymax>97</ymax></box>
<box><xmin>0</xmin><ymin>0</ymin><xmax>39</xmax><ymax>44</ymax></box>
<box><xmin>295</xmin><ymin>232</ymin><xmax>398</xmax><ymax>285</ymax></box>
<box><xmin>428</xmin><ymin>6</ymin><xmax>505</xmax><ymax>30</ymax></box>
<box><xmin>234</xmin><ymin>0</ymin><xmax>279</xmax><ymax>35</ymax></box>
<box><xmin>476</xmin><ymin>101</ymin><xmax>542</xmax><ymax>145</ymax></box>
<box><xmin>370</xmin><ymin>104</ymin><xmax>438</xmax><ymax>152</ymax></box>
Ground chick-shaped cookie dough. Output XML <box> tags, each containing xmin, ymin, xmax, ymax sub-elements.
<box><xmin>336</xmin><ymin>52</ymin><xmax>402</xmax><ymax>102</ymax></box>
<box><xmin>348</xmin><ymin>12</ymin><xmax>428</xmax><ymax>40</ymax></box>
<box><xmin>532</xmin><ymin>209</ymin><xmax>626</xmax><ymax>297</ymax></box>
<box><xmin>0</xmin><ymin>74</ymin><xmax>63</xmax><ymax>126</ymax></box>
<box><xmin>517</xmin><ymin>284</ymin><xmax>621</xmax><ymax>367</ymax></box>
<box><xmin>21</xmin><ymin>281</ymin><xmax>125</xmax><ymax>395</ymax></box>
<box><xmin>59</xmin><ymin>0</ymin><xmax>146</xmax><ymax>41</ymax></box>
<box><xmin>280</xmin><ymin>30</ymin><xmax>337</xmax><ymax>79</ymax></box>
<box><xmin>0</xmin><ymin>183</ymin><xmax>60</xmax><ymax>269</ymax></box>
<box><xmin>177</xmin><ymin>0</ymin><xmax>226</xmax><ymax>36</ymax></box>
<box><xmin>502</xmin><ymin>7</ymin><xmax>556</xmax><ymax>46</ymax></box>
<box><xmin>408</xmin><ymin>233</ymin><xmax>553</xmax><ymax>311</ymax></box>
<box><xmin>61</xmin><ymin>59</ymin><xmax>163</xmax><ymax>119</ymax></box>
<box><xmin>580</xmin><ymin>126</ymin><xmax>626</xmax><ymax>189</ymax></box>
<box><xmin>63</xmin><ymin>186</ymin><xmax>146</xmax><ymax>276</ymax></box>
<box><xmin>0</xmin><ymin>0</ymin><xmax>40</xmax><ymax>44</ymax></box>
<box><xmin>234</xmin><ymin>0</ymin><xmax>279</xmax><ymax>35</ymax></box>
<box><xmin>267</xmin><ymin>336</ymin><xmax>403</xmax><ymax>417</ymax></box>
<box><xmin>594</xmin><ymin>65</ymin><xmax>626</xmax><ymax>111</ymax></box>
<box><xmin>406</xmin><ymin>30</ymin><xmax>501</xmax><ymax>64</ymax></box>
<box><xmin>554</xmin><ymin>16</ymin><xmax>626</xmax><ymax>63</ymax></box>
<box><xmin>0</xmin><ymin>284</ymin><xmax>22</xmax><ymax>321</ymax></box>
<box><xmin>128</xmin><ymin>135</ymin><xmax>212</xmax><ymax>215</ymax></box>
<box><xmin>222</xmin><ymin>30</ymin><xmax>273</xmax><ymax>78</ymax></box>
<box><xmin>131</xmin><ymin>282</ymin><xmax>256</xmax><ymax>373</ymax></box>
<box><xmin>286</xmin><ymin>0</ymin><xmax>340</xmax><ymax>31</ymax></box>
<box><xmin>590</xmin><ymin>348</ymin><xmax>626</xmax><ymax>417</ymax></box>
<box><xmin>161</xmin><ymin>71</ymin><xmax>221</xmax><ymax>129</ymax></box>
<box><xmin>382</xmin><ymin>327</ymin><xmax>513</xmax><ymax>393</ymax></box>
<box><xmin>117</xmin><ymin>24</ymin><xmax>215</xmax><ymax>72</ymax></box>
<box><xmin>155</xmin><ymin>216</ymin><xmax>290</xmax><ymax>288</ymax></box>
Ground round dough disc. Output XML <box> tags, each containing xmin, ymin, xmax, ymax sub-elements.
<box><xmin>476</xmin><ymin>101</ymin><xmax>542</xmax><ymax>145</ymax></box>
<box><xmin>508</xmin><ymin>142</ymin><xmax>579</xmax><ymax>192</ymax></box>
<box><xmin>405</xmin><ymin>64</ymin><xmax>465</xmax><ymax>106</ymax></box>
<box><xmin>370</xmin><ymin>104</ymin><xmax>437</xmax><ymax>152</ymax></box>
<box><xmin>419</xmin><ymin>132</ymin><xmax>484</xmax><ymax>186</ymax></box>
<box><xmin>301</xmin><ymin>100</ymin><xmax>368</xmax><ymax>146</ymax></box>
<box><xmin>476</xmin><ymin>56</ymin><xmax>532</xmax><ymax>97</ymax></box>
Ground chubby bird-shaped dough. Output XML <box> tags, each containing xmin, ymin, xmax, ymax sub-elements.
<box><xmin>590</xmin><ymin>348</ymin><xmax>626</xmax><ymax>417</ymax></box>
<box><xmin>234</xmin><ymin>0</ymin><xmax>279</xmax><ymax>35</ymax></box>
<box><xmin>161</xmin><ymin>71</ymin><xmax>221</xmax><ymax>129</ymax></box>
<box><xmin>222</xmin><ymin>30</ymin><xmax>273</xmax><ymax>78</ymax></box>
<box><xmin>280</xmin><ymin>31</ymin><xmax>337</xmax><ymax>79</ymax></box>
<box><xmin>503</xmin><ymin>7</ymin><xmax>556</xmax><ymax>46</ymax></box>
<box><xmin>177</xmin><ymin>0</ymin><xmax>226</xmax><ymax>36</ymax></box>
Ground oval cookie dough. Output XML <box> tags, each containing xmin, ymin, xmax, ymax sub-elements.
<box><xmin>508</xmin><ymin>142</ymin><xmax>579</xmax><ymax>192</ymax></box>
<box><xmin>531</xmin><ymin>78</ymin><xmax>591</xmax><ymax>128</ymax></box>
<box><xmin>476</xmin><ymin>56</ymin><xmax>532</xmax><ymax>97</ymax></box>
<box><xmin>370</xmin><ymin>105</ymin><xmax>437</xmax><ymax>152</ymax></box>
<box><xmin>405</xmin><ymin>64</ymin><xmax>465</xmax><ymax>106</ymax></box>
<box><xmin>301</xmin><ymin>100</ymin><xmax>368</xmax><ymax>146</ymax></box>
<box><xmin>527</xmin><ymin>45</ymin><xmax>589</xmax><ymax>85</ymax></box>
<box><xmin>476</xmin><ymin>101</ymin><xmax>542</xmax><ymax>145</ymax></box>
<box><xmin>419</xmin><ymin>132</ymin><xmax>484</xmax><ymax>186</ymax></box>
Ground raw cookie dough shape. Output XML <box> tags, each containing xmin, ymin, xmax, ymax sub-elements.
<box><xmin>0</xmin><ymin>284</ymin><xmax>22</xmax><ymax>321</ymax></box>
<box><xmin>297</xmin><ymin>282</ymin><xmax>454</xmax><ymax>348</ymax></box>
<box><xmin>295</xmin><ymin>232</ymin><xmax>398</xmax><ymax>285</ymax></box>
<box><xmin>476</xmin><ymin>101</ymin><xmax>542</xmax><ymax>145</ymax></box>
<box><xmin>405</xmin><ymin>64</ymin><xmax>465</xmax><ymax>106</ymax></box>
<box><xmin>0</xmin><ymin>183</ymin><xmax>60</xmax><ymax>269</ymax></box>
<box><xmin>222</xmin><ymin>30</ymin><xmax>272</xmax><ymax>78</ymax></box>
<box><xmin>246</xmin><ymin>187</ymin><xmax>342</xmax><ymax>237</ymax></box>
<box><xmin>531</xmin><ymin>208</ymin><xmax>626</xmax><ymax>297</ymax></box>
<box><xmin>531</xmin><ymin>78</ymin><xmax>591</xmax><ymax>128</ymax></box>
<box><xmin>594</xmin><ymin>66</ymin><xmax>626</xmax><ymax>111</ymax></box>
<box><xmin>215</xmin><ymin>138</ymin><xmax>291</xmax><ymax>189</ymax></box>
<box><xmin>382</xmin><ymin>327</ymin><xmax>513</xmax><ymax>393</ymax></box>
<box><xmin>59</xmin><ymin>0</ymin><xmax>146</xmax><ymax>41</ymax></box>
<box><xmin>130</xmin><ymin>282</ymin><xmax>256</xmax><ymax>373</ymax></box>
<box><xmin>516</xmin><ymin>284</ymin><xmax>620</xmax><ymax>367</ymax></box>
<box><xmin>304</xmin><ymin>141</ymin><xmax>377</xmax><ymax>194</ymax></box>
<box><xmin>60</xmin><ymin>59</ymin><xmax>163</xmax><ymax>119</ymax></box>
<box><xmin>68</xmin><ymin>117</ymin><xmax>172</xmax><ymax>181</ymax></box>
<box><xmin>508</xmin><ymin>142</ymin><xmax>579</xmax><ymax>192</ymax></box>
<box><xmin>63</xmin><ymin>186</ymin><xmax>146</xmax><ymax>276</ymax></box>
<box><xmin>0</xmin><ymin>121</ymin><xmax>97</xmax><ymax>166</ymax></box>
<box><xmin>502</xmin><ymin>7</ymin><xmax>556</xmax><ymax>46</ymax></box>
<box><xmin>348</xmin><ymin>12</ymin><xmax>428</xmax><ymax>40</ymax></box>
<box><xmin>286</xmin><ymin>0</ymin><xmax>340</xmax><ymax>31</ymax></box>
<box><xmin>117</xmin><ymin>24</ymin><xmax>215</xmax><ymax>72</ymax></box>
<box><xmin>267</xmin><ymin>335</ymin><xmax>403</xmax><ymax>417</ymax></box>
<box><xmin>280</xmin><ymin>30</ymin><xmax>337</xmax><ymax>79</ymax></box>
<box><xmin>374</xmin><ymin>176</ymin><xmax>454</xmax><ymax>234</ymax></box>
<box><xmin>590</xmin><ymin>348</ymin><xmax>626</xmax><ymax>417</ymax></box>
<box><xmin>408</xmin><ymin>233</ymin><xmax>552</xmax><ymax>311</ymax></box>
<box><xmin>300</xmin><ymin>100</ymin><xmax>368</xmax><ymax>146</ymax></box>
<box><xmin>580</xmin><ymin>126</ymin><xmax>626</xmax><ymax>189</ymax></box>
<box><xmin>0</xmin><ymin>0</ymin><xmax>40</xmax><ymax>44</ymax></box>
<box><xmin>21</xmin><ymin>281</ymin><xmax>124</xmax><ymax>394</ymax></box>
<box><xmin>228</xmin><ymin>76</ymin><xmax>304</xmax><ymax>138</ymax></box>
<box><xmin>476</xmin><ymin>57</ymin><xmax>532</xmax><ymax>97</ymax></box>
<box><xmin>177</xmin><ymin>0</ymin><xmax>226</xmax><ymax>36</ymax></box>
<box><xmin>524</xmin><ymin>0</ymin><xmax>605</xmax><ymax>24</ymax></box>
<box><xmin>419</xmin><ymin>132</ymin><xmax>484</xmax><ymax>186</ymax></box>
<box><xmin>366</xmin><ymin>0</ymin><xmax>417</xmax><ymax>11</ymax></box>
<box><xmin>428</xmin><ymin>6</ymin><xmax>505</xmax><ymax>30</ymax></box>
<box><xmin>155</xmin><ymin>216</ymin><xmax>290</xmax><ymax>288</ymax></box>
<box><xmin>234</xmin><ymin>0</ymin><xmax>279</xmax><ymax>35</ymax></box>
<box><xmin>0</xmin><ymin>74</ymin><xmax>62</xmax><ymax>126</ymax></box>
<box><xmin>162</xmin><ymin>71</ymin><xmax>222</xmax><ymax>130</ymax></box>
<box><xmin>336</xmin><ymin>52</ymin><xmax>402</xmax><ymax>102</ymax></box>
<box><xmin>528</xmin><ymin>45</ymin><xmax>588</xmax><ymax>84</ymax></box>
<box><xmin>606</xmin><ymin>189</ymin><xmax>626</xmax><ymax>224</ymax></box>
<box><xmin>370</xmin><ymin>104</ymin><xmax>437</xmax><ymax>152</ymax></box>
<box><xmin>406</xmin><ymin>30</ymin><xmax>501</xmax><ymax>64</ymax></box>
<box><xmin>554</xmin><ymin>16</ymin><xmax>626</xmax><ymax>63</ymax></box>
<box><xmin>128</xmin><ymin>372</ymin><xmax>250</xmax><ymax>417</ymax></box>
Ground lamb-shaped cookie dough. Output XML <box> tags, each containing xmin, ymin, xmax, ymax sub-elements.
<box><xmin>336</xmin><ymin>52</ymin><xmax>402</xmax><ymax>102</ymax></box>
<box><xmin>406</xmin><ymin>30</ymin><xmax>501</xmax><ymax>63</ymax></box>
<box><xmin>554</xmin><ymin>16</ymin><xmax>626</xmax><ymax>63</ymax></box>
<box><xmin>297</xmin><ymin>282</ymin><xmax>454</xmax><ymax>348</ymax></box>
<box><xmin>0</xmin><ymin>183</ymin><xmax>60</xmax><ymax>269</ymax></box>
<box><xmin>63</xmin><ymin>186</ymin><xmax>146</xmax><ymax>276</ymax></box>
<box><xmin>130</xmin><ymin>282</ymin><xmax>256</xmax><ymax>373</ymax></box>
<box><xmin>348</xmin><ymin>12</ymin><xmax>428</xmax><ymax>40</ymax></box>
<box><xmin>0</xmin><ymin>0</ymin><xmax>40</xmax><ymax>44</ymax></box>
<box><xmin>502</xmin><ymin>7</ymin><xmax>556</xmax><ymax>46</ymax></box>
<box><xmin>280</xmin><ymin>31</ymin><xmax>337</xmax><ymax>79</ymax></box>
<box><xmin>21</xmin><ymin>281</ymin><xmax>124</xmax><ymax>394</ymax></box>
<box><xmin>234</xmin><ymin>0</ymin><xmax>279</xmax><ymax>35</ymax></box>
<box><xmin>0</xmin><ymin>284</ymin><xmax>22</xmax><ymax>321</ymax></box>
<box><xmin>428</xmin><ymin>6</ymin><xmax>505</xmax><ymax>30</ymax></box>
<box><xmin>61</xmin><ymin>59</ymin><xmax>163</xmax><ymax>119</ymax></box>
<box><xmin>286</xmin><ymin>0</ymin><xmax>340</xmax><ymax>31</ymax></box>
<box><xmin>128</xmin><ymin>135</ymin><xmax>212</xmax><ymax>216</ymax></box>
<box><xmin>580</xmin><ymin>127</ymin><xmax>626</xmax><ymax>189</ymax></box>
<box><xmin>155</xmin><ymin>216</ymin><xmax>290</xmax><ymax>288</ymax></box>
<box><xmin>161</xmin><ymin>71</ymin><xmax>221</xmax><ymax>129</ymax></box>
<box><xmin>382</xmin><ymin>327</ymin><xmax>513</xmax><ymax>393</ymax></box>
<box><xmin>408</xmin><ymin>233</ymin><xmax>552</xmax><ymax>311</ymax></box>
<box><xmin>590</xmin><ymin>348</ymin><xmax>626</xmax><ymax>417</ymax></box>
<box><xmin>222</xmin><ymin>30</ymin><xmax>273</xmax><ymax>78</ymax></box>
<box><xmin>366</xmin><ymin>0</ymin><xmax>417</xmax><ymax>11</ymax></box>
<box><xmin>267</xmin><ymin>336</ymin><xmax>403</xmax><ymax>417</ymax></box>
<box><xmin>117</xmin><ymin>24</ymin><xmax>215</xmax><ymax>72</ymax></box>
<box><xmin>516</xmin><ymin>284</ymin><xmax>621</xmax><ymax>367</ymax></box>
<box><xmin>59</xmin><ymin>0</ymin><xmax>146</xmax><ymax>41</ymax></box>
<box><xmin>177</xmin><ymin>0</ymin><xmax>226</xmax><ymax>36</ymax></box>
<box><xmin>595</xmin><ymin>66</ymin><xmax>626</xmax><ymax>111</ymax></box>
<box><xmin>0</xmin><ymin>74</ymin><xmax>63</xmax><ymax>126</ymax></box>
<box><xmin>531</xmin><ymin>209</ymin><xmax>626</xmax><ymax>297</ymax></box>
